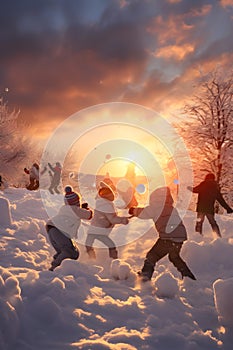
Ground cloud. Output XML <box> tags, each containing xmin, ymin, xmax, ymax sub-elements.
<box><xmin>0</xmin><ymin>0</ymin><xmax>232</xmax><ymax>140</ymax></box>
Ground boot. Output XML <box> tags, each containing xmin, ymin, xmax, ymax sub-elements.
<box><xmin>86</xmin><ymin>246</ymin><xmax>96</xmax><ymax>259</ymax></box>
<box><xmin>180</xmin><ymin>268</ymin><xmax>196</xmax><ymax>280</ymax></box>
<box><xmin>139</xmin><ymin>259</ymin><xmax>155</xmax><ymax>281</ymax></box>
<box><xmin>137</xmin><ymin>271</ymin><xmax>151</xmax><ymax>282</ymax></box>
<box><xmin>195</xmin><ymin>221</ymin><xmax>203</xmax><ymax>235</ymax></box>
<box><xmin>109</xmin><ymin>247</ymin><xmax>118</xmax><ymax>259</ymax></box>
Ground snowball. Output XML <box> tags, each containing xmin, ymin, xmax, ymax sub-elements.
<box><xmin>110</xmin><ymin>259</ymin><xmax>131</xmax><ymax>280</ymax></box>
<box><xmin>118</xmin><ymin>263</ymin><xmax>131</xmax><ymax>280</ymax></box>
<box><xmin>110</xmin><ymin>259</ymin><xmax>121</xmax><ymax>280</ymax></box>
<box><xmin>0</xmin><ymin>197</ymin><xmax>12</xmax><ymax>226</ymax></box>
<box><xmin>155</xmin><ymin>272</ymin><xmax>179</xmax><ymax>299</ymax></box>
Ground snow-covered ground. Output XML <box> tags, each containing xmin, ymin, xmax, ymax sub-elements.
<box><xmin>0</xmin><ymin>187</ymin><xmax>233</xmax><ymax>350</ymax></box>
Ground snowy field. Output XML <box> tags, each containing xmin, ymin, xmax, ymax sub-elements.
<box><xmin>1</xmin><ymin>187</ymin><xmax>233</xmax><ymax>350</ymax></box>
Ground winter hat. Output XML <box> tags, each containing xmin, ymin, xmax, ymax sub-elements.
<box><xmin>64</xmin><ymin>185</ymin><xmax>80</xmax><ymax>206</ymax></box>
<box><xmin>98</xmin><ymin>181</ymin><xmax>114</xmax><ymax>201</ymax></box>
<box><xmin>205</xmin><ymin>173</ymin><xmax>215</xmax><ymax>181</ymax></box>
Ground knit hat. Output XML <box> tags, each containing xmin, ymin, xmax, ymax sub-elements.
<box><xmin>205</xmin><ymin>173</ymin><xmax>215</xmax><ymax>181</ymax></box>
<box><xmin>64</xmin><ymin>185</ymin><xmax>80</xmax><ymax>206</ymax></box>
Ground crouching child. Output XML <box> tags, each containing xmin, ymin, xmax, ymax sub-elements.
<box><xmin>46</xmin><ymin>186</ymin><xmax>92</xmax><ymax>271</ymax></box>
<box><xmin>129</xmin><ymin>186</ymin><xmax>196</xmax><ymax>282</ymax></box>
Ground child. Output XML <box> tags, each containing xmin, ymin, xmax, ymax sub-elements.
<box><xmin>24</xmin><ymin>163</ymin><xmax>40</xmax><ymax>190</ymax></box>
<box><xmin>129</xmin><ymin>186</ymin><xmax>196</xmax><ymax>281</ymax></box>
<box><xmin>85</xmin><ymin>181</ymin><xmax>129</xmax><ymax>259</ymax></box>
<box><xmin>187</xmin><ymin>173</ymin><xmax>233</xmax><ymax>237</ymax></box>
<box><xmin>48</xmin><ymin>162</ymin><xmax>62</xmax><ymax>194</ymax></box>
<box><xmin>46</xmin><ymin>186</ymin><xmax>92</xmax><ymax>271</ymax></box>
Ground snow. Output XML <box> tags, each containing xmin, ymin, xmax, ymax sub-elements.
<box><xmin>0</xmin><ymin>187</ymin><xmax>233</xmax><ymax>349</ymax></box>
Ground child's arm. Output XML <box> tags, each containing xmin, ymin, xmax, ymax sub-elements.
<box><xmin>216</xmin><ymin>191</ymin><xmax>233</xmax><ymax>213</ymax></box>
<box><xmin>129</xmin><ymin>206</ymin><xmax>154</xmax><ymax>219</ymax></box>
<box><xmin>72</xmin><ymin>206</ymin><xmax>93</xmax><ymax>220</ymax></box>
<box><xmin>48</xmin><ymin>163</ymin><xmax>55</xmax><ymax>172</ymax></box>
<box><xmin>24</xmin><ymin>168</ymin><xmax>30</xmax><ymax>174</ymax></box>
<box><xmin>105</xmin><ymin>212</ymin><xmax>129</xmax><ymax>225</ymax></box>
<box><xmin>187</xmin><ymin>183</ymin><xmax>202</xmax><ymax>193</ymax></box>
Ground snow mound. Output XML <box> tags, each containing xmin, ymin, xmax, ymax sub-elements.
<box><xmin>213</xmin><ymin>277</ymin><xmax>233</xmax><ymax>329</ymax></box>
<box><xmin>0</xmin><ymin>197</ymin><xmax>12</xmax><ymax>226</ymax></box>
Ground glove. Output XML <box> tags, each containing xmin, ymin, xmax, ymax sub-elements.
<box><xmin>128</xmin><ymin>207</ymin><xmax>135</xmax><ymax>215</ymax></box>
<box><xmin>82</xmin><ymin>202</ymin><xmax>89</xmax><ymax>209</ymax></box>
<box><xmin>122</xmin><ymin>217</ymin><xmax>129</xmax><ymax>225</ymax></box>
<box><xmin>227</xmin><ymin>208</ymin><xmax>233</xmax><ymax>214</ymax></box>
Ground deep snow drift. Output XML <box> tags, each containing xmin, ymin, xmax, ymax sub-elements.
<box><xmin>0</xmin><ymin>187</ymin><xmax>233</xmax><ymax>350</ymax></box>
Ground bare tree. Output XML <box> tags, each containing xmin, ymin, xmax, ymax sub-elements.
<box><xmin>178</xmin><ymin>67</ymin><xmax>233</xmax><ymax>207</ymax></box>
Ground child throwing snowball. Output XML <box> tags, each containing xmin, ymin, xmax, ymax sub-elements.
<box><xmin>85</xmin><ymin>181</ymin><xmax>129</xmax><ymax>259</ymax></box>
<box><xmin>129</xmin><ymin>186</ymin><xmax>196</xmax><ymax>282</ymax></box>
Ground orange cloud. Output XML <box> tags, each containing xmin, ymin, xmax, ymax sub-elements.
<box><xmin>220</xmin><ymin>0</ymin><xmax>233</xmax><ymax>7</ymax></box>
<box><xmin>147</xmin><ymin>4</ymin><xmax>211</xmax><ymax>46</ymax></box>
<box><xmin>154</xmin><ymin>44</ymin><xmax>195</xmax><ymax>60</ymax></box>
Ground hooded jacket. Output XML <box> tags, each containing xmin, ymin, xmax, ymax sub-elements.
<box><xmin>191</xmin><ymin>179</ymin><xmax>232</xmax><ymax>214</ymax></box>
<box><xmin>134</xmin><ymin>187</ymin><xmax>187</xmax><ymax>242</ymax></box>
<box><xmin>46</xmin><ymin>205</ymin><xmax>92</xmax><ymax>239</ymax></box>
<box><xmin>87</xmin><ymin>196</ymin><xmax>128</xmax><ymax>236</ymax></box>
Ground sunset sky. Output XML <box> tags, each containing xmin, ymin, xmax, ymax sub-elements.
<box><xmin>1</xmin><ymin>0</ymin><xmax>233</xmax><ymax>142</ymax></box>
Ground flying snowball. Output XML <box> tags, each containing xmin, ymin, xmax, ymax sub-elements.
<box><xmin>136</xmin><ymin>184</ymin><xmax>146</xmax><ymax>194</ymax></box>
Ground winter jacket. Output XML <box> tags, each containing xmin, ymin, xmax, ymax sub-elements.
<box><xmin>87</xmin><ymin>196</ymin><xmax>128</xmax><ymax>236</ymax></box>
<box><xmin>133</xmin><ymin>187</ymin><xmax>187</xmax><ymax>242</ymax></box>
<box><xmin>192</xmin><ymin>179</ymin><xmax>232</xmax><ymax>215</ymax></box>
<box><xmin>46</xmin><ymin>205</ymin><xmax>92</xmax><ymax>239</ymax></box>
<box><xmin>48</xmin><ymin>163</ymin><xmax>62</xmax><ymax>182</ymax></box>
<box><xmin>24</xmin><ymin>165</ymin><xmax>39</xmax><ymax>181</ymax></box>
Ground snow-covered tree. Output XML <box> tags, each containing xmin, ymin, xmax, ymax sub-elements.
<box><xmin>179</xmin><ymin>68</ymin><xmax>233</xmax><ymax>207</ymax></box>
<box><xmin>0</xmin><ymin>96</ymin><xmax>39</xmax><ymax>186</ymax></box>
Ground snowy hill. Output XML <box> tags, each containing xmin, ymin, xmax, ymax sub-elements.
<box><xmin>0</xmin><ymin>187</ymin><xmax>233</xmax><ymax>350</ymax></box>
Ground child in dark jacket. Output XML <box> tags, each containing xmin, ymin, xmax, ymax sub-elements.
<box><xmin>129</xmin><ymin>186</ymin><xmax>196</xmax><ymax>281</ymax></box>
<box><xmin>46</xmin><ymin>186</ymin><xmax>92</xmax><ymax>270</ymax></box>
<box><xmin>187</xmin><ymin>173</ymin><xmax>233</xmax><ymax>237</ymax></box>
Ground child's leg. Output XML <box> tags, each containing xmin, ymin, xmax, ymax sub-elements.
<box><xmin>206</xmin><ymin>214</ymin><xmax>221</xmax><ymax>237</ymax></box>
<box><xmin>94</xmin><ymin>235</ymin><xmax>118</xmax><ymax>259</ymax></box>
<box><xmin>140</xmin><ymin>239</ymin><xmax>168</xmax><ymax>280</ymax></box>
<box><xmin>26</xmin><ymin>177</ymin><xmax>36</xmax><ymax>190</ymax></box>
<box><xmin>168</xmin><ymin>242</ymin><xmax>196</xmax><ymax>280</ymax></box>
<box><xmin>54</xmin><ymin>186</ymin><xmax>60</xmax><ymax>194</ymax></box>
<box><xmin>48</xmin><ymin>227</ymin><xmax>79</xmax><ymax>270</ymax></box>
<box><xmin>195</xmin><ymin>212</ymin><xmax>205</xmax><ymax>234</ymax></box>
<box><xmin>33</xmin><ymin>180</ymin><xmax>39</xmax><ymax>190</ymax></box>
<box><xmin>85</xmin><ymin>234</ymin><xmax>96</xmax><ymax>259</ymax></box>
